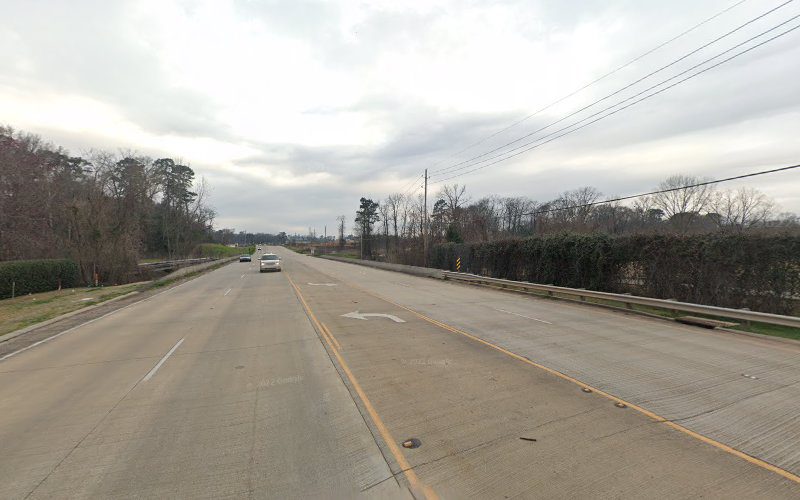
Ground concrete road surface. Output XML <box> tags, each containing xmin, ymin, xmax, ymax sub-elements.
<box><xmin>0</xmin><ymin>247</ymin><xmax>798</xmax><ymax>499</ymax></box>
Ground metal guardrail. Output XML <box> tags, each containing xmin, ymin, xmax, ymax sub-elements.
<box><xmin>442</xmin><ymin>271</ymin><xmax>800</xmax><ymax>329</ymax></box>
<box><xmin>138</xmin><ymin>258</ymin><xmax>214</xmax><ymax>271</ymax></box>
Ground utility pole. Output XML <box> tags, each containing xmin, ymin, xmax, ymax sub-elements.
<box><xmin>423</xmin><ymin>168</ymin><xmax>428</xmax><ymax>266</ymax></box>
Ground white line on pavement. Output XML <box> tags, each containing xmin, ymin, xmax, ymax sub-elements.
<box><xmin>241</xmin><ymin>274</ymin><xmax>245</xmax><ymax>279</ymax></box>
<box><xmin>493</xmin><ymin>307</ymin><xmax>552</xmax><ymax>325</ymax></box>
<box><xmin>224</xmin><ymin>288</ymin><xmax>232</xmax><ymax>296</ymax></box>
<box><xmin>143</xmin><ymin>338</ymin><xmax>184</xmax><ymax>382</ymax></box>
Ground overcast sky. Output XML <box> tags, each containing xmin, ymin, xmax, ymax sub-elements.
<box><xmin>2</xmin><ymin>0</ymin><xmax>799</xmax><ymax>234</ymax></box>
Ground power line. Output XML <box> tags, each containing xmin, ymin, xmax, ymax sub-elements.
<box><xmin>432</xmin><ymin>19</ymin><xmax>800</xmax><ymax>184</ymax></box>
<box><xmin>434</xmin><ymin>14</ymin><xmax>800</xmax><ymax>182</ymax></box>
<box><xmin>400</xmin><ymin>174</ymin><xmax>426</xmax><ymax>198</ymax></box>
<box><xmin>399</xmin><ymin>172</ymin><xmax>424</xmax><ymax>197</ymax></box>
<box><xmin>356</xmin><ymin>164</ymin><xmax>799</xmax><ymax>240</ymax></box>
<box><xmin>430</xmin><ymin>0</ymin><xmax>795</xmax><ymax>179</ymax></box>
<box><xmin>404</xmin><ymin>183</ymin><xmax>424</xmax><ymax>199</ymax></box>
<box><xmin>521</xmin><ymin>163</ymin><xmax>800</xmax><ymax>217</ymax></box>
<box><xmin>426</xmin><ymin>0</ymin><xmax>751</xmax><ymax>173</ymax></box>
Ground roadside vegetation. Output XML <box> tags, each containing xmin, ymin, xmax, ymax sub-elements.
<box><xmin>0</xmin><ymin>282</ymin><xmax>142</xmax><ymax>337</ymax></box>
<box><xmin>286</xmin><ymin>244</ymin><xmax>359</xmax><ymax>259</ymax></box>
<box><xmin>0</xmin><ymin>127</ymin><xmax>272</xmax><ymax>293</ymax></box>
<box><xmin>733</xmin><ymin>322</ymin><xmax>800</xmax><ymax>341</ymax></box>
<box><xmin>0</xmin><ymin>127</ymin><xmax>215</xmax><ymax>284</ymax></box>
<box><xmin>433</xmin><ymin>233</ymin><xmax>800</xmax><ymax>315</ymax></box>
<box><xmin>193</xmin><ymin>243</ymin><xmax>255</xmax><ymax>258</ymax></box>
<box><xmin>285</xmin><ymin>244</ymin><xmax>311</xmax><ymax>254</ymax></box>
<box><xmin>0</xmin><ymin>259</ymin><xmax>80</xmax><ymax>299</ymax></box>
<box><xmin>330</xmin><ymin>252</ymin><xmax>360</xmax><ymax>259</ymax></box>
<box><xmin>331</xmin><ymin>178</ymin><xmax>799</xmax><ymax>317</ymax></box>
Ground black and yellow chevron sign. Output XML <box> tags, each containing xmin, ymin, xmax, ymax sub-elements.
<box><xmin>456</xmin><ymin>257</ymin><xmax>461</xmax><ymax>272</ymax></box>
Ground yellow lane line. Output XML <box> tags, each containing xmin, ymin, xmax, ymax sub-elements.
<box><xmin>335</xmin><ymin>274</ymin><xmax>800</xmax><ymax>486</ymax></box>
<box><xmin>321</xmin><ymin>322</ymin><xmax>342</xmax><ymax>350</ymax></box>
<box><xmin>286</xmin><ymin>274</ymin><xmax>438</xmax><ymax>499</ymax></box>
<box><xmin>320</xmin><ymin>325</ymin><xmax>336</xmax><ymax>349</ymax></box>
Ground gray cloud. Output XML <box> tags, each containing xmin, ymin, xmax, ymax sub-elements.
<box><xmin>2</xmin><ymin>0</ymin><xmax>798</xmax><ymax>233</ymax></box>
<box><xmin>1</xmin><ymin>1</ymin><xmax>228</xmax><ymax>139</ymax></box>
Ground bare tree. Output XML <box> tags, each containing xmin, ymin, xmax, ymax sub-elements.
<box><xmin>546</xmin><ymin>186</ymin><xmax>602</xmax><ymax>232</ymax></box>
<box><xmin>630</xmin><ymin>195</ymin><xmax>665</xmax><ymax>233</ymax></box>
<box><xmin>590</xmin><ymin>200</ymin><xmax>634</xmax><ymax>234</ymax></box>
<box><xmin>652</xmin><ymin>175</ymin><xmax>714</xmax><ymax>234</ymax></box>
<box><xmin>385</xmin><ymin>193</ymin><xmax>405</xmax><ymax>255</ymax></box>
<box><xmin>465</xmin><ymin>196</ymin><xmax>501</xmax><ymax>241</ymax></box>
<box><xmin>439</xmin><ymin>184</ymin><xmax>469</xmax><ymax>223</ymax></box>
<box><xmin>711</xmin><ymin>187</ymin><xmax>775</xmax><ymax>231</ymax></box>
<box><xmin>500</xmin><ymin>196</ymin><xmax>535</xmax><ymax>235</ymax></box>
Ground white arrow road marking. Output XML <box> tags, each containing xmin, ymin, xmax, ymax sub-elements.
<box><xmin>341</xmin><ymin>311</ymin><xmax>406</xmax><ymax>323</ymax></box>
<box><xmin>492</xmin><ymin>307</ymin><xmax>552</xmax><ymax>325</ymax></box>
<box><xmin>308</xmin><ymin>283</ymin><xmax>338</xmax><ymax>287</ymax></box>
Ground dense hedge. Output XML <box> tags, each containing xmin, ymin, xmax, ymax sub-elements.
<box><xmin>623</xmin><ymin>233</ymin><xmax>800</xmax><ymax>314</ymax></box>
<box><xmin>0</xmin><ymin>259</ymin><xmax>81</xmax><ymax>299</ymax></box>
<box><xmin>431</xmin><ymin>233</ymin><xmax>800</xmax><ymax>314</ymax></box>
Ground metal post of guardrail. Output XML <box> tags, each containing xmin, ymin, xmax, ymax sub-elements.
<box><xmin>741</xmin><ymin>308</ymin><xmax>751</xmax><ymax>329</ymax></box>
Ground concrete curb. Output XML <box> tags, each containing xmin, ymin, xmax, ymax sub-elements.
<box><xmin>319</xmin><ymin>255</ymin><xmax>443</xmax><ymax>279</ymax></box>
<box><xmin>0</xmin><ymin>290</ymin><xmax>141</xmax><ymax>344</ymax></box>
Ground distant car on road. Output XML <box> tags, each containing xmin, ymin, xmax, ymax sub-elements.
<box><xmin>239</xmin><ymin>254</ymin><xmax>251</xmax><ymax>262</ymax></box>
<box><xmin>259</xmin><ymin>253</ymin><xmax>281</xmax><ymax>272</ymax></box>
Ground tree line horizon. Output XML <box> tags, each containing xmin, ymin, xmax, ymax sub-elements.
<box><xmin>348</xmin><ymin>173</ymin><xmax>797</xmax><ymax>263</ymax></box>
